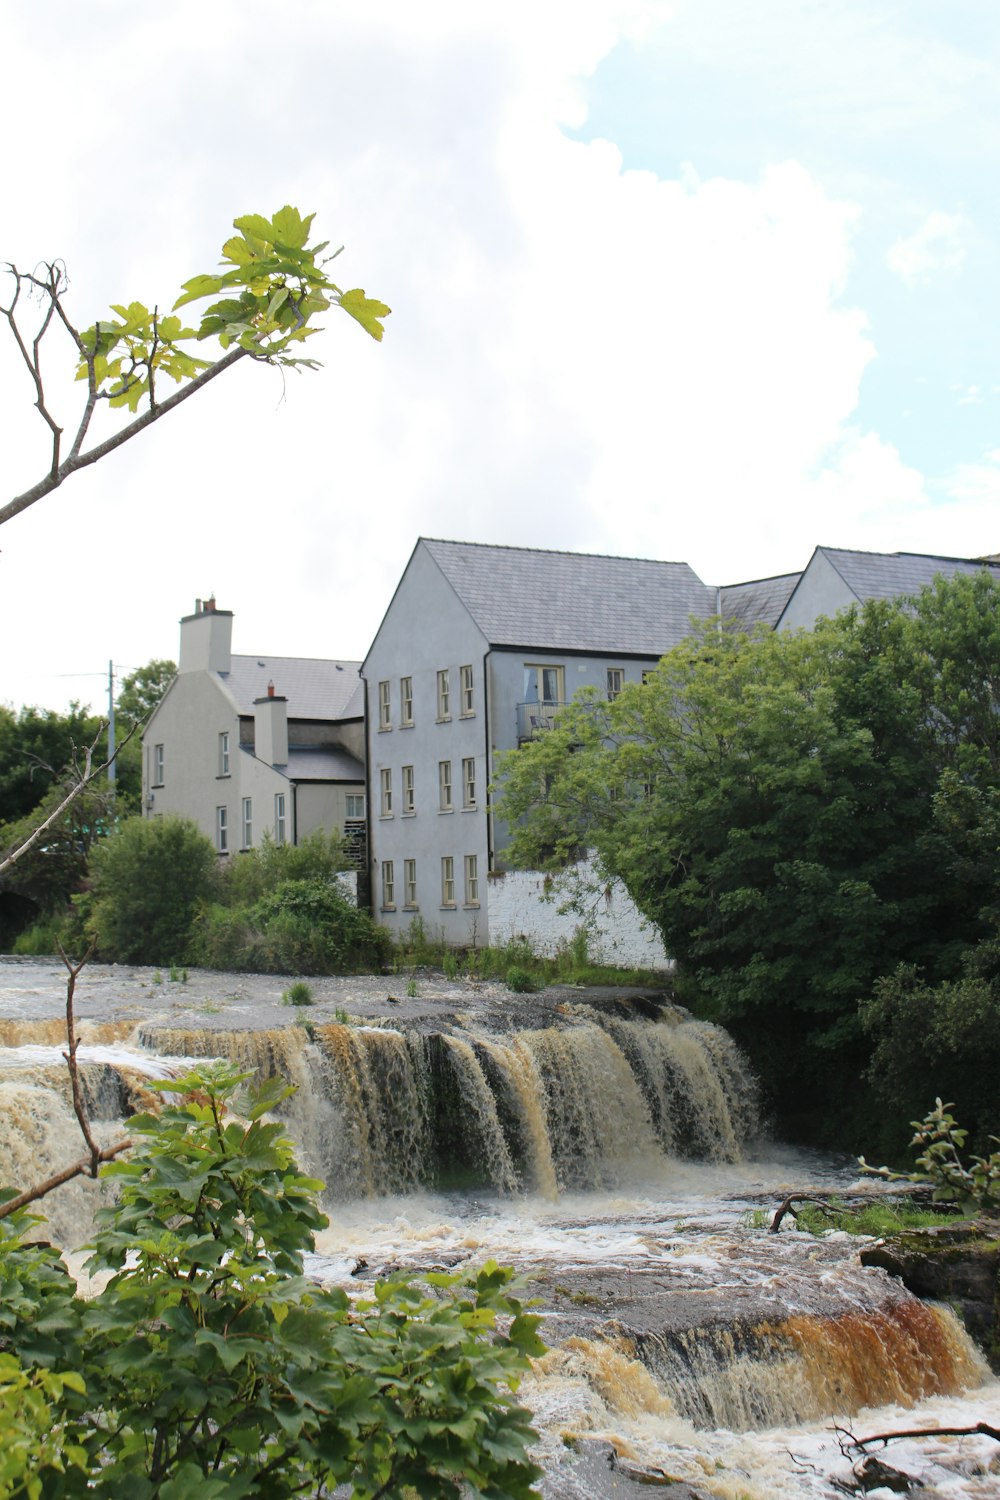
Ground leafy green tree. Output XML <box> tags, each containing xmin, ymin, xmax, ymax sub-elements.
<box><xmin>0</xmin><ymin>703</ymin><xmax>103</xmax><ymax>824</ymax></box>
<box><xmin>495</xmin><ymin>574</ymin><xmax>1000</xmax><ymax>1147</ymax></box>
<box><xmin>0</xmin><ymin>1065</ymin><xmax>543</xmax><ymax>1497</ymax></box>
<box><xmin>116</xmin><ymin>660</ymin><xmax>176</xmax><ymax>727</ymax></box>
<box><xmin>87</xmin><ymin>815</ymin><xmax>219</xmax><ymax>964</ymax></box>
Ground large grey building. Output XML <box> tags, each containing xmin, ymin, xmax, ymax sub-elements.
<box><xmin>362</xmin><ymin>539</ymin><xmax>1000</xmax><ymax>945</ymax></box>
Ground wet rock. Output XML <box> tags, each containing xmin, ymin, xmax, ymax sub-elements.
<box><xmin>859</xmin><ymin>1221</ymin><xmax>1000</xmax><ymax>1366</ymax></box>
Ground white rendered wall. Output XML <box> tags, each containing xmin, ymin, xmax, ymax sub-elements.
<box><xmin>486</xmin><ymin>860</ymin><xmax>673</xmax><ymax>970</ymax></box>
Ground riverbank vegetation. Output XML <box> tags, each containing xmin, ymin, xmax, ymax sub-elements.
<box><xmin>0</xmin><ymin>1064</ymin><xmax>542</xmax><ymax>1497</ymax></box>
<box><xmin>495</xmin><ymin>571</ymin><xmax>1000</xmax><ymax>1160</ymax></box>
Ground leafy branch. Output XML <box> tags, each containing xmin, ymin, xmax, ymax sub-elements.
<box><xmin>859</xmin><ymin>1098</ymin><xmax>1000</xmax><ymax>1216</ymax></box>
<box><xmin>1</xmin><ymin>205</ymin><xmax>389</xmax><ymax>526</ymax></box>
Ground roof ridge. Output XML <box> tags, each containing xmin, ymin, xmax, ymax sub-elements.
<box><xmin>232</xmin><ymin>653</ymin><xmax>362</xmax><ymax>666</ymax></box>
<box><xmin>420</xmin><ymin>536</ymin><xmax>693</xmax><ymax>568</ymax></box>
<box><xmin>819</xmin><ymin>544</ymin><xmax>1000</xmax><ymax>567</ymax></box>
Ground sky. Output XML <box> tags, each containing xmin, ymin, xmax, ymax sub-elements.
<box><xmin>3</xmin><ymin>0</ymin><xmax>999</xmax><ymax>713</ymax></box>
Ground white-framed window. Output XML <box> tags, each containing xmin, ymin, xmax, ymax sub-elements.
<box><xmin>607</xmin><ymin>667</ymin><xmax>624</xmax><ymax>701</ymax></box>
<box><xmin>378</xmin><ymin>680</ymin><xmax>391</xmax><ymax>731</ymax></box>
<box><xmin>241</xmin><ymin>797</ymin><xmax>253</xmax><ymax>849</ymax></box>
<box><xmin>464</xmin><ymin>854</ymin><xmax>479</xmax><ymax>907</ymax></box>
<box><xmin>400</xmin><ymin>676</ymin><xmax>413</xmax><ymax>726</ymax></box>
<box><xmin>152</xmin><ymin>743</ymin><xmax>164</xmax><ymax>786</ymax></box>
<box><xmin>436</xmin><ymin>668</ymin><xmax>451</xmax><ymax>721</ymax></box>
<box><xmin>462</xmin><ymin>757</ymin><xmax>476</xmax><ymax>809</ymax></box>
<box><xmin>216</xmin><ymin>805</ymin><xmax>229</xmax><ymax>854</ymax></box>
<box><xmin>379</xmin><ymin>768</ymin><xmax>393</xmax><ymax>817</ymax></box>
<box><xmin>460</xmin><ymin>664</ymin><xmax>474</xmax><ymax>716</ymax></box>
<box><xmin>439</xmin><ymin>759</ymin><xmax>453</xmax><ymax>811</ymax></box>
<box><xmin>441</xmin><ymin>856</ymin><xmax>455</xmax><ymax>907</ymax></box>
<box><xmin>523</xmin><ymin>664</ymin><xmax>565</xmax><ymax>706</ymax></box>
<box><xmin>404</xmin><ymin>858</ymin><xmax>417</xmax><ymax>908</ymax></box>
<box><xmin>402</xmin><ymin>764</ymin><xmax>415</xmax><ymax>815</ymax></box>
<box><xmin>381</xmin><ymin>860</ymin><xmax>395</xmax><ymax>910</ymax></box>
<box><xmin>218</xmin><ymin>731</ymin><xmax>230</xmax><ymax>776</ymax></box>
<box><xmin>345</xmin><ymin>793</ymin><xmax>365</xmax><ymax>820</ymax></box>
<box><xmin>274</xmin><ymin>792</ymin><xmax>286</xmax><ymax>845</ymax></box>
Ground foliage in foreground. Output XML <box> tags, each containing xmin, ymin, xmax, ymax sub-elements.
<box><xmin>861</xmin><ymin>1099</ymin><xmax>1000</xmax><ymax>1218</ymax></box>
<box><xmin>0</xmin><ymin>1064</ymin><xmax>543</xmax><ymax>1498</ymax></box>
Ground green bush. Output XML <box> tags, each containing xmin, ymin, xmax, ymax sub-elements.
<box><xmin>222</xmin><ymin>829</ymin><xmax>349</xmax><ymax>907</ymax></box>
<box><xmin>0</xmin><ymin>1065</ymin><xmax>544</xmax><ymax>1496</ymax></box>
<box><xmin>505</xmin><ymin>966</ymin><xmax>537</xmax><ymax>994</ymax></box>
<box><xmin>282</xmin><ymin>980</ymin><xmax>314</xmax><ymax>1007</ymax></box>
<box><xmin>195</xmin><ymin>878</ymin><xmax>389</xmax><ymax>975</ymax></box>
<box><xmin>87</xmin><ymin>815</ymin><xmax>219</xmax><ymax>964</ymax></box>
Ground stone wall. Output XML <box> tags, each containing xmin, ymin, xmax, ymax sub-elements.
<box><xmin>487</xmin><ymin>861</ymin><xmax>672</xmax><ymax>970</ymax></box>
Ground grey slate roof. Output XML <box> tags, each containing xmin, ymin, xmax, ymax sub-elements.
<box><xmin>221</xmin><ymin>656</ymin><xmax>362</xmax><ymax>721</ymax></box>
<box><xmin>817</xmin><ymin>547</ymin><xmax>1000</xmax><ymax>603</ymax></box>
<box><xmin>284</xmin><ymin>747</ymin><xmax>365</xmax><ymax>783</ymax></box>
<box><xmin>421</xmin><ymin>538</ymin><xmax>716</xmax><ymax>655</ymax></box>
<box><xmin>720</xmin><ymin>573</ymin><xmax>801</xmax><ymax>629</ymax></box>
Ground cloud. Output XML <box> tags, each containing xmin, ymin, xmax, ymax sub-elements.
<box><xmin>1</xmin><ymin>0</ymin><xmax>992</xmax><ymax>711</ymax></box>
<box><xmin>886</xmin><ymin>211</ymin><xmax>970</xmax><ymax>285</ymax></box>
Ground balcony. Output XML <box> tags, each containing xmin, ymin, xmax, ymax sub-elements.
<box><xmin>516</xmin><ymin>701</ymin><xmax>569</xmax><ymax>743</ymax></box>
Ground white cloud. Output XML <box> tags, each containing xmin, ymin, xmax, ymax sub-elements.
<box><xmin>886</xmin><ymin>211</ymin><xmax>970</xmax><ymax>285</ymax></box>
<box><xmin>0</xmin><ymin>0</ymin><xmax>992</xmax><ymax>711</ymax></box>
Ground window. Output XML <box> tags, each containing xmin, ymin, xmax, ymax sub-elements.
<box><xmin>402</xmin><ymin>764</ymin><xmax>415</xmax><ymax>815</ymax></box>
<box><xmin>441</xmin><ymin>856</ymin><xmax>455</xmax><ymax>907</ymax></box>
<box><xmin>460</xmin><ymin>664</ymin><xmax>475</xmax><ymax>716</ymax></box>
<box><xmin>381</xmin><ymin>860</ymin><xmax>395</xmax><ymax>909</ymax></box>
<box><xmin>464</xmin><ymin>854</ymin><xmax>479</xmax><ymax>906</ymax></box>
<box><xmin>400</xmin><ymin>676</ymin><xmax>413</xmax><ymax>726</ymax></box>
<box><xmin>378</xmin><ymin>680</ymin><xmax>391</xmax><ymax>731</ymax></box>
<box><xmin>379</xmin><ymin>767</ymin><xmax>393</xmax><ymax>816</ymax></box>
<box><xmin>436</xmin><ymin>668</ymin><xmax>451</xmax><ymax>720</ymax></box>
<box><xmin>404</xmin><ymin>858</ymin><xmax>417</xmax><ymax>908</ymax></box>
<box><xmin>152</xmin><ymin>743</ymin><xmax>164</xmax><ymax>786</ymax></box>
<box><xmin>274</xmin><ymin>793</ymin><xmax>286</xmax><ymax>845</ymax></box>
<box><xmin>462</xmin><ymin>756</ymin><xmax>476</xmax><ymax>809</ymax></box>
<box><xmin>439</xmin><ymin>760</ymin><xmax>453</xmax><ymax>811</ymax></box>
<box><xmin>607</xmin><ymin>667</ymin><xmax>624</xmax><ymax>700</ymax></box>
<box><xmin>345</xmin><ymin>793</ymin><xmax>365</xmax><ymax>820</ymax></box>
<box><xmin>241</xmin><ymin>798</ymin><xmax>253</xmax><ymax>849</ymax></box>
<box><xmin>523</xmin><ymin>664</ymin><xmax>565</xmax><ymax>706</ymax></box>
<box><xmin>216</xmin><ymin>805</ymin><xmax>228</xmax><ymax>854</ymax></box>
<box><xmin>218</xmin><ymin>731</ymin><xmax>230</xmax><ymax>776</ymax></box>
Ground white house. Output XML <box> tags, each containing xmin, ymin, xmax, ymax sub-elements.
<box><xmin>142</xmin><ymin>599</ymin><xmax>367</xmax><ymax>865</ymax></box>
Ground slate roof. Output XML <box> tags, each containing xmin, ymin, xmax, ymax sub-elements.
<box><xmin>236</xmin><ymin>745</ymin><xmax>365</xmax><ymax>783</ymax></box>
<box><xmin>221</xmin><ymin>656</ymin><xmax>362</xmax><ymax>720</ymax></box>
<box><xmin>421</xmin><ymin>538</ymin><xmax>716</xmax><ymax>655</ymax></box>
<box><xmin>720</xmin><ymin>573</ymin><xmax>802</xmax><ymax>629</ymax></box>
<box><xmin>815</xmin><ymin>546</ymin><xmax>1000</xmax><ymax>604</ymax></box>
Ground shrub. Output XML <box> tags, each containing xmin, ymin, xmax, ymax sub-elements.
<box><xmin>283</xmin><ymin>980</ymin><xmax>314</xmax><ymax>1007</ymax></box>
<box><xmin>195</xmin><ymin>877</ymin><xmax>389</xmax><ymax>975</ymax></box>
<box><xmin>0</xmin><ymin>1065</ymin><xmax>544</xmax><ymax>1496</ymax></box>
<box><xmin>505</xmin><ymin>966</ymin><xmax>537</xmax><ymax>994</ymax></box>
<box><xmin>222</xmin><ymin>829</ymin><xmax>350</xmax><ymax>907</ymax></box>
<box><xmin>87</xmin><ymin>815</ymin><xmax>219</xmax><ymax>964</ymax></box>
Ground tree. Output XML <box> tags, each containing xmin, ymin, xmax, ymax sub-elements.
<box><xmin>87</xmin><ymin>815</ymin><xmax>220</xmax><ymax>964</ymax></box>
<box><xmin>116</xmin><ymin>659</ymin><xmax>176</xmax><ymax>726</ymax></box>
<box><xmin>2</xmin><ymin>206</ymin><xmax>389</xmax><ymax>526</ymax></box>
<box><xmin>494</xmin><ymin>575</ymin><xmax>1000</xmax><ymax>1148</ymax></box>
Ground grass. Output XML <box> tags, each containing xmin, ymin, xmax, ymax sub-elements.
<box><xmin>394</xmin><ymin>920</ymin><xmax>664</xmax><ymax>991</ymax></box>
<box><xmin>793</xmin><ymin>1197</ymin><xmax>958</xmax><ymax>1237</ymax></box>
<box><xmin>282</xmin><ymin>980</ymin><xmax>314</xmax><ymax>1007</ymax></box>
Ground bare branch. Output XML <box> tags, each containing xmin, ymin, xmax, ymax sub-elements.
<box><xmin>842</xmin><ymin>1420</ymin><xmax>1000</xmax><ymax>1450</ymax></box>
<box><xmin>59</xmin><ymin>942</ymin><xmax>103</xmax><ymax>1170</ymax></box>
<box><xmin>0</xmin><ymin>1139</ymin><xmax>131</xmax><ymax>1220</ymax></box>
<box><xmin>0</xmin><ymin>344</ymin><xmax>248</xmax><ymax>527</ymax></box>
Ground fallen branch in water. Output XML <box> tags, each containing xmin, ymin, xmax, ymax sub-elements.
<box><xmin>843</xmin><ymin>1420</ymin><xmax>1000</xmax><ymax>1450</ymax></box>
<box><xmin>770</xmin><ymin>1194</ymin><xmax>838</xmax><ymax>1232</ymax></box>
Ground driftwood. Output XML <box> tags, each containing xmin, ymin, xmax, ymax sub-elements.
<box><xmin>0</xmin><ymin>946</ymin><xmax>131</xmax><ymax>1221</ymax></box>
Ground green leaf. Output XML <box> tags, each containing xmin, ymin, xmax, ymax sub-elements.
<box><xmin>338</xmin><ymin>288</ymin><xmax>391</xmax><ymax>340</ymax></box>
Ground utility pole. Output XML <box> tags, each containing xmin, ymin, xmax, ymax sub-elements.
<box><xmin>108</xmin><ymin>659</ymin><xmax>116</xmax><ymax>787</ymax></box>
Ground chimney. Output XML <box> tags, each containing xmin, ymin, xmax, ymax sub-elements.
<box><xmin>178</xmin><ymin>598</ymin><xmax>234</xmax><ymax>674</ymax></box>
<box><xmin>254</xmin><ymin>688</ymin><xmax>288</xmax><ymax>766</ymax></box>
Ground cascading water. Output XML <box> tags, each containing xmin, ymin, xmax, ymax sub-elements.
<box><xmin>1</xmin><ymin>962</ymin><xmax>996</xmax><ymax>1499</ymax></box>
